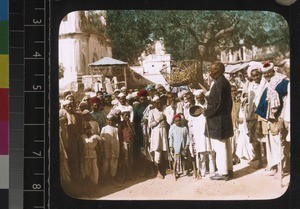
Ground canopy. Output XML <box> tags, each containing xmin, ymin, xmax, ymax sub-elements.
<box><xmin>88</xmin><ymin>57</ymin><xmax>128</xmax><ymax>67</ymax></box>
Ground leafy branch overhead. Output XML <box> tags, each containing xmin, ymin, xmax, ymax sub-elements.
<box><xmin>88</xmin><ymin>10</ymin><xmax>289</xmax><ymax>65</ymax></box>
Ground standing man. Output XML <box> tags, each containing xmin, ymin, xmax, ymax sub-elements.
<box><xmin>148</xmin><ymin>95</ymin><xmax>168</xmax><ymax>179</ymax></box>
<box><xmin>204</xmin><ymin>61</ymin><xmax>234</xmax><ymax>181</ymax></box>
<box><xmin>256</xmin><ymin>61</ymin><xmax>289</xmax><ymax>176</ymax></box>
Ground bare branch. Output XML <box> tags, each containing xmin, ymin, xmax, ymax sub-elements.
<box><xmin>214</xmin><ymin>19</ymin><xmax>239</xmax><ymax>40</ymax></box>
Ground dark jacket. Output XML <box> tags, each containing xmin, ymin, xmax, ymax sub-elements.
<box><xmin>204</xmin><ymin>75</ymin><xmax>234</xmax><ymax>139</ymax></box>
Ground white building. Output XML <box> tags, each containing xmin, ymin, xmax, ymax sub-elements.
<box><xmin>130</xmin><ymin>40</ymin><xmax>171</xmax><ymax>88</ymax></box>
<box><xmin>59</xmin><ymin>11</ymin><xmax>112</xmax><ymax>91</ymax></box>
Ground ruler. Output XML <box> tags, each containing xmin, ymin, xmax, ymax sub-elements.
<box><xmin>24</xmin><ymin>0</ymin><xmax>48</xmax><ymax>208</ymax></box>
<box><xmin>9</xmin><ymin>0</ymin><xmax>48</xmax><ymax>208</ymax></box>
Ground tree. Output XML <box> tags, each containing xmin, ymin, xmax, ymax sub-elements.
<box><xmin>104</xmin><ymin>10</ymin><xmax>289</xmax><ymax>85</ymax></box>
<box><xmin>106</xmin><ymin>10</ymin><xmax>155</xmax><ymax>65</ymax></box>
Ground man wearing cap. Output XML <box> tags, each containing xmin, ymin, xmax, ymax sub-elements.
<box><xmin>121</xmin><ymin>86</ymin><xmax>127</xmax><ymax>95</ymax></box>
<box><xmin>112</xmin><ymin>89</ymin><xmax>121</xmax><ymax>106</ymax></box>
<box><xmin>80</xmin><ymin>122</ymin><xmax>101</xmax><ymax>187</ymax></box>
<box><xmin>204</xmin><ymin>61</ymin><xmax>234</xmax><ymax>181</ymax></box>
<box><xmin>82</xmin><ymin>110</ymin><xmax>100</xmax><ymax>135</ymax></box>
<box><xmin>244</xmin><ymin>62</ymin><xmax>268</xmax><ymax>168</ymax></box>
<box><xmin>191</xmin><ymin>90</ymin><xmax>216</xmax><ymax>178</ymax></box>
<box><xmin>99</xmin><ymin>114</ymin><xmax>120</xmax><ymax>185</ymax></box>
<box><xmin>115</xmin><ymin>92</ymin><xmax>134</xmax><ymax>123</ymax></box>
<box><xmin>60</xmin><ymin>100</ymin><xmax>84</xmax><ymax>181</ymax></box>
<box><xmin>103</xmin><ymin>94</ymin><xmax>114</xmax><ymax>116</ymax></box>
<box><xmin>256</xmin><ymin>61</ymin><xmax>289</xmax><ymax>176</ymax></box>
<box><xmin>148</xmin><ymin>95</ymin><xmax>168</xmax><ymax>179</ymax></box>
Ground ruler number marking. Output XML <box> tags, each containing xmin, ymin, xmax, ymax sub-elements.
<box><xmin>33</xmin><ymin>19</ymin><xmax>43</xmax><ymax>24</ymax></box>
<box><xmin>32</xmin><ymin>184</ymin><xmax>42</xmax><ymax>190</ymax></box>
<box><xmin>33</xmin><ymin>151</ymin><xmax>42</xmax><ymax>157</ymax></box>
<box><xmin>33</xmin><ymin>85</ymin><xmax>42</xmax><ymax>91</ymax></box>
<box><xmin>33</xmin><ymin>51</ymin><xmax>42</xmax><ymax>58</ymax></box>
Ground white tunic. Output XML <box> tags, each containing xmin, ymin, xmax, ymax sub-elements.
<box><xmin>148</xmin><ymin>108</ymin><xmax>168</xmax><ymax>152</ymax></box>
<box><xmin>189</xmin><ymin>114</ymin><xmax>212</xmax><ymax>153</ymax></box>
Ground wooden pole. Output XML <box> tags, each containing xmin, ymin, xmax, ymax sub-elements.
<box><xmin>124</xmin><ymin>66</ymin><xmax>127</xmax><ymax>88</ymax></box>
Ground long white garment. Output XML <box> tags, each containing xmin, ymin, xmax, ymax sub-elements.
<box><xmin>283</xmin><ymin>82</ymin><xmax>290</xmax><ymax>142</ymax></box>
<box><xmin>189</xmin><ymin>114</ymin><xmax>212</xmax><ymax>153</ymax></box>
<box><xmin>148</xmin><ymin>108</ymin><xmax>168</xmax><ymax>152</ymax></box>
<box><xmin>265</xmin><ymin>132</ymin><xmax>282</xmax><ymax>169</ymax></box>
<box><xmin>236</xmin><ymin>104</ymin><xmax>255</xmax><ymax>160</ymax></box>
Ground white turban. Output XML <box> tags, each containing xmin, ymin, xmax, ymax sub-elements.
<box><xmin>126</xmin><ymin>94</ymin><xmax>133</xmax><ymax>100</ymax></box>
<box><xmin>247</xmin><ymin>61</ymin><xmax>263</xmax><ymax>78</ymax></box>
<box><xmin>261</xmin><ymin>61</ymin><xmax>274</xmax><ymax>73</ymax></box>
<box><xmin>152</xmin><ymin>95</ymin><xmax>160</xmax><ymax>102</ymax></box>
<box><xmin>193</xmin><ymin>89</ymin><xmax>205</xmax><ymax>96</ymax></box>
<box><xmin>118</xmin><ymin>92</ymin><xmax>126</xmax><ymax>98</ymax></box>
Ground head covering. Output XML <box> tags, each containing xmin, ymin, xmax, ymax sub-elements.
<box><xmin>189</xmin><ymin>105</ymin><xmax>203</xmax><ymax>117</ymax></box>
<box><xmin>110</xmin><ymin>108</ymin><xmax>121</xmax><ymax>117</ymax></box>
<box><xmin>152</xmin><ymin>95</ymin><xmax>160</xmax><ymax>102</ymax></box>
<box><xmin>114</xmin><ymin>89</ymin><xmax>121</xmax><ymax>93</ymax></box>
<box><xmin>261</xmin><ymin>61</ymin><xmax>274</xmax><ymax>73</ymax></box>
<box><xmin>107</xmin><ymin>114</ymin><xmax>114</xmax><ymax>119</ymax></box>
<box><xmin>247</xmin><ymin>62</ymin><xmax>263</xmax><ymax>78</ymax></box>
<box><xmin>178</xmin><ymin>90</ymin><xmax>188</xmax><ymax>99</ymax></box>
<box><xmin>82</xmin><ymin>109</ymin><xmax>90</xmax><ymax>115</ymax></box>
<box><xmin>133</xmin><ymin>101</ymin><xmax>140</xmax><ymax>106</ymax></box>
<box><xmin>137</xmin><ymin>89</ymin><xmax>148</xmax><ymax>97</ymax></box>
<box><xmin>173</xmin><ymin>113</ymin><xmax>182</xmax><ymax>121</ymax></box>
<box><xmin>103</xmin><ymin>93</ymin><xmax>111</xmax><ymax>98</ymax></box>
<box><xmin>62</xmin><ymin>100</ymin><xmax>71</xmax><ymax>106</ymax></box>
<box><xmin>118</xmin><ymin>92</ymin><xmax>126</xmax><ymax>98</ymax></box>
<box><xmin>145</xmin><ymin>84</ymin><xmax>154</xmax><ymax>91</ymax></box>
<box><xmin>131</xmin><ymin>91</ymin><xmax>138</xmax><ymax>98</ymax></box>
<box><xmin>90</xmin><ymin>97</ymin><xmax>100</xmax><ymax>104</ymax></box>
<box><xmin>63</xmin><ymin>90</ymin><xmax>72</xmax><ymax>99</ymax></box>
<box><xmin>193</xmin><ymin>89</ymin><xmax>205</xmax><ymax>96</ymax></box>
<box><xmin>155</xmin><ymin>84</ymin><xmax>163</xmax><ymax>89</ymax></box>
<box><xmin>65</xmin><ymin>94</ymin><xmax>74</xmax><ymax>101</ymax></box>
<box><xmin>121</xmin><ymin>86</ymin><xmax>127</xmax><ymax>91</ymax></box>
<box><xmin>126</xmin><ymin>94</ymin><xmax>133</xmax><ymax>100</ymax></box>
<box><xmin>121</xmin><ymin>109</ymin><xmax>130</xmax><ymax>114</ymax></box>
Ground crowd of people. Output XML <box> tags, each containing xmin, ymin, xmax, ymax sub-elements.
<box><xmin>59</xmin><ymin>60</ymin><xmax>290</xmax><ymax>190</ymax></box>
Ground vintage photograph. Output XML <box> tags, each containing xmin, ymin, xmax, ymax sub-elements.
<box><xmin>58</xmin><ymin>10</ymin><xmax>290</xmax><ymax>200</ymax></box>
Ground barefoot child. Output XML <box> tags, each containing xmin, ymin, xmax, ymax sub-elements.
<box><xmin>168</xmin><ymin>114</ymin><xmax>190</xmax><ymax>180</ymax></box>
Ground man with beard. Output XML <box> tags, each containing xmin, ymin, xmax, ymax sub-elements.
<box><xmin>90</xmin><ymin>97</ymin><xmax>107</xmax><ymax>131</ymax></box>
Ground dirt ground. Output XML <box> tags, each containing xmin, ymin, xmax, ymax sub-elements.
<box><xmin>62</xmin><ymin>158</ymin><xmax>290</xmax><ymax>201</ymax></box>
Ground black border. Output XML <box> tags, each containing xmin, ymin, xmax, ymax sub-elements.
<box><xmin>49</xmin><ymin>1</ymin><xmax>300</xmax><ymax>209</ymax></box>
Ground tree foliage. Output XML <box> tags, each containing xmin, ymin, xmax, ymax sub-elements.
<box><xmin>103</xmin><ymin>10</ymin><xmax>289</xmax><ymax>64</ymax></box>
